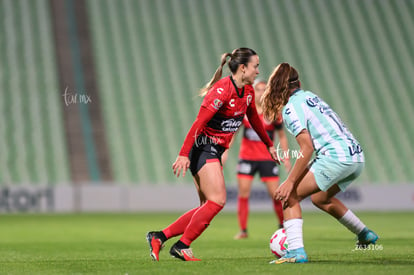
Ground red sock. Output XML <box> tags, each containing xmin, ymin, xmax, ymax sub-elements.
<box><xmin>180</xmin><ymin>200</ymin><xmax>223</xmax><ymax>246</ymax></box>
<box><xmin>272</xmin><ymin>199</ymin><xmax>284</xmax><ymax>225</ymax></box>
<box><xmin>238</xmin><ymin>197</ymin><xmax>249</xmax><ymax>231</ymax></box>
<box><xmin>162</xmin><ymin>207</ymin><xmax>199</xmax><ymax>239</ymax></box>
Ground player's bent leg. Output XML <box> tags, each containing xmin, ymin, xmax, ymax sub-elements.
<box><xmin>311</xmin><ymin>184</ymin><xmax>379</xmax><ymax>246</ymax></box>
<box><xmin>310</xmin><ymin>184</ymin><xmax>347</xmax><ymax>219</ymax></box>
<box><xmin>294</xmin><ymin>170</ymin><xmax>321</xmax><ymax>202</ymax></box>
<box><xmin>197</xmin><ymin>161</ymin><xmax>227</xmax><ymax>206</ymax></box>
<box><xmin>169</xmin><ymin>162</ymin><xmax>225</xmax><ymax>261</ymax></box>
<box><xmin>275</xmin><ymin>170</ymin><xmax>319</xmax><ymax>264</ymax></box>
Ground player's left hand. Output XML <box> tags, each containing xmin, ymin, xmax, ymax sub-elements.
<box><xmin>274</xmin><ymin>179</ymin><xmax>294</xmax><ymax>208</ymax></box>
<box><xmin>268</xmin><ymin>146</ymin><xmax>281</xmax><ymax>165</ymax></box>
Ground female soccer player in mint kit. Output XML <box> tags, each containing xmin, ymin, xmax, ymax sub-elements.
<box><xmin>147</xmin><ymin>48</ymin><xmax>279</xmax><ymax>261</ymax></box>
<box><xmin>262</xmin><ymin>63</ymin><xmax>378</xmax><ymax>264</ymax></box>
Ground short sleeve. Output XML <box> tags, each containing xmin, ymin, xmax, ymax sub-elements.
<box><xmin>201</xmin><ymin>83</ymin><xmax>229</xmax><ymax>112</ymax></box>
<box><xmin>282</xmin><ymin>102</ymin><xmax>307</xmax><ymax>136</ymax></box>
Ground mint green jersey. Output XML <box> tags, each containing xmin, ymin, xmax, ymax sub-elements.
<box><xmin>282</xmin><ymin>89</ymin><xmax>364</xmax><ymax>162</ymax></box>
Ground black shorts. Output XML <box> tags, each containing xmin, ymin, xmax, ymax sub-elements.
<box><xmin>237</xmin><ymin>159</ymin><xmax>279</xmax><ymax>182</ymax></box>
<box><xmin>189</xmin><ymin>135</ymin><xmax>226</xmax><ymax>176</ymax></box>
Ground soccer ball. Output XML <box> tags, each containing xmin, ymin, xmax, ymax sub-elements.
<box><xmin>269</xmin><ymin>228</ymin><xmax>288</xmax><ymax>258</ymax></box>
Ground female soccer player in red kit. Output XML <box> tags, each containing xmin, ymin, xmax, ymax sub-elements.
<box><xmin>147</xmin><ymin>48</ymin><xmax>279</xmax><ymax>261</ymax></box>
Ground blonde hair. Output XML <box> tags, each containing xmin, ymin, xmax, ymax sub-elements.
<box><xmin>262</xmin><ymin>63</ymin><xmax>300</xmax><ymax>121</ymax></box>
<box><xmin>199</xmin><ymin>48</ymin><xmax>258</xmax><ymax>96</ymax></box>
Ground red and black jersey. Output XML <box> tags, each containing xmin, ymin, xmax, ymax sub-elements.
<box><xmin>201</xmin><ymin>76</ymin><xmax>255</xmax><ymax>147</ymax></box>
<box><xmin>179</xmin><ymin>76</ymin><xmax>273</xmax><ymax>157</ymax></box>
<box><xmin>239</xmin><ymin>114</ymin><xmax>283</xmax><ymax>161</ymax></box>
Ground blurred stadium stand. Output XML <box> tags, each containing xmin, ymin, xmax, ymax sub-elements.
<box><xmin>0</xmin><ymin>0</ymin><xmax>70</xmax><ymax>184</ymax></box>
<box><xmin>0</xmin><ymin>0</ymin><xmax>413</xmax><ymax>187</ymax></box>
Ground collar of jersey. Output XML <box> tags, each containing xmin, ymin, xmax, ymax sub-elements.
<box><xmin>230</xmin><ymin>76</ymin><xmax>245</xmax><ymax>98</ymax></box>
<box><xmin>290</xmin><ymin>88</ymin><xmax>302</xmax><ymax>96</ymax></box>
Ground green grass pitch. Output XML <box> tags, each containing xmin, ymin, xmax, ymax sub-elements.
<box><xmin>0</xmin><ymin>211</ymin><xmax>413</xmax><ymax>274</ymax></box>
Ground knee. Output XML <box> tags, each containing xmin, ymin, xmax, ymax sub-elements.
<box><xmin>209</xmin><ymin>195</ymin><xmax>226</xmax><ymax>207</ymax></box>
<box><xmin>215</xmin><ymin>198</ymin><xmax>226</xmax><ymax>207</ymax></box>
<box><xmin>311</xmin><ymin>194</ymin><xmax>329</xmax><ymax>209</ymax></box>
<box><xmin>238</xmin><ymin>190</ymin><xmax>250</xmax><ymax>198</ymax></box>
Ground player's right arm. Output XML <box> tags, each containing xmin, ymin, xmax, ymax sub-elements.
<box><xmin>173</xmin><ymin>84</ymin><xmax>229</xmax><ymax>178</ymax></box>
<box><xmin>172</xmin><ymin>106</ymin><xmax>216</xmax><ymax>178</ymax></box>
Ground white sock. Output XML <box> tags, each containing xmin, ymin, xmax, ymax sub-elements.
<box><xmin>284</xmin><ymin>218</ymin><xmax>304</xmax><ymax>250</ymax></box>
<box><xmin>338</xmin><ymin>210</ymin><xmax>366</xmax><ymax>235</ymax></box>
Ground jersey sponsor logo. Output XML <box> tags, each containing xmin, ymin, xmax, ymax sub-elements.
<box><xmin>229</xmin><ymin>98</ymin><xmax>235</xmax><ymax>107</ymax></box>
<box><xmin>212</xmin><ymin>99</ymin><xmax>223</xmax><ymax>110</ymax></box>
<box><xmin>246</xmin><ymin>94</ymin><xmax>253</xmax><ymax>106</ymax></box>
<box><xmin>221</xmin><ymin>118</ymin><xmax>242</xmax><ymax>132</ymax></box>
<box><xmin>216</xmin><ymin>87</ymin><xmax>224</xmax><ymax>94</ymax></box>
<box><xmin>207</xmin><ymin>113</ymin><xmax>244</xmax><ymax>132</ymax></box>
<box><xmin>306</xmin><ymin>96</ymin><xmax>329</xmax><ymax>113</ymax></box>
<box><xmin>306</xmin><ymin>96</ymin><xmax>320</xmax><ymax>107</ymax></box>
<box><xmin>348</xmin><ymin>143</ymin><xmax>363</xmax><ymax>156</ymax></box>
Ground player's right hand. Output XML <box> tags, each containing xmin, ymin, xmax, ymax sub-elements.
<box><xmin>172</xmin><ymin>155</ymin><xmax>190</xmax><ymax>178</ymax></box>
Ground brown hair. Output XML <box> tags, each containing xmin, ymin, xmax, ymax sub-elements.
<box><xmin>262</xmin><ymin>63</ymin><xmax>300</xmax><ymax>121</ymax></box>
<box><xmin>199</xmin><ymin>48</ymin><xmax>257</xmax><ymax>96</ymax></box>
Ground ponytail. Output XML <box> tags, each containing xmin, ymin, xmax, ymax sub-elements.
<box><xmin>199</xmin><ymin>53</ymin><xmax>232</xmax><ymax>96</ymax></box>
<box><xmin>262</xmin><ymin>63</ymin><xmax>300</xmax><ymax>121</ymax></box>
<box><xmin>199</xmin><ymin>48</ymin><xmax>257</xmax><ymax>96</ymax></box>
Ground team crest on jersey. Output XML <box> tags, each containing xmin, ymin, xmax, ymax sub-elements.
<box><xmin>246</xmin><ymin>95</ymin><xmax>252</xmax><ymax>106</ymax></box>
<box><xmin>212</xmin><ymin>98</ymin><xmax>223</xmax><ymax>110</ymax></box>
<box><xmin>306</xmin><ymin>96</ymin><xmax>320</xmax><ymax>107</ymax></box>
